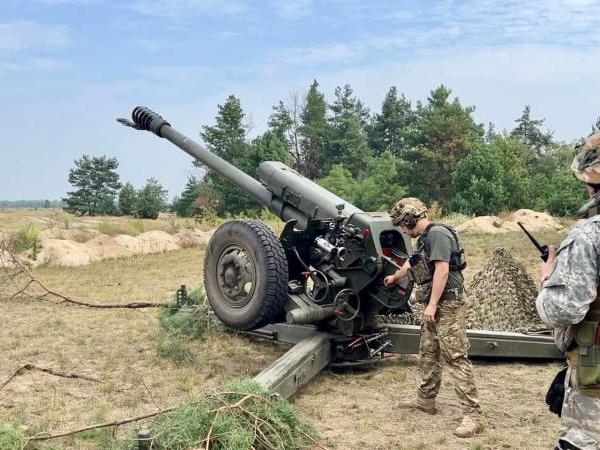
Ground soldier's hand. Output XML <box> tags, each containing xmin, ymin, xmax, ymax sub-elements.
<box><xmin>423</xmin><ymin>303</ymin><xmax>437</xmax><ymax>323</ymax></box>
<box><xmin>383</xmin><ymin>275</ymin><xmax>397</xmax><ymax>287</ymax></box>
<box><xmin>539</xmin><ymin>245</ymin><xmax>557</xmax><ymax>287</ymax></box>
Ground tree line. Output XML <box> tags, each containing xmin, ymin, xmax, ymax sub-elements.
<box><xmin>177</xmin><ymin>82</ymin><xmax>596</xmax><ymax>218</ymax></box>
<box><xmin>0</xmin><ymin>200</ymin><xmax>63</xmax><ymax>209</ymax></box>
<box><xmin>64</xmin><ymin>81</ymin><xmax>599</xmax><ymax>220</ymax></box>
<box><xmin>62</xmin><ymin>155</ymin><xmax>168</xmax><ymax>219</ymax></box>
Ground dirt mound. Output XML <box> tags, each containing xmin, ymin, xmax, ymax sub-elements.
<box><xmin>175</xmin><ymin>229</ymin><xmax>213</xmax><ymax>248</ymax></box>
<box><xmin>466</xmin><ymin>247</ymin><xmax>548</xmax><ymax>332</ymax></box>
<box><xmin>136</xmin><ymin>230</ymin><xmax>179</xmax><ymax>253</ymax></box>
<box><xmin>456</xmin><ymin>216</ymin><xmax>514</xmax><ymax>234</ymax></box>
<box><xmin>509</xmin><ymin>209</ymin><xmax>563</xmax><ymax>231</ymax></box>
<box><xmin>112</xmin><ymin>234</ymin><xmax>144</xmax><ymax>253</ymax></box>
<box><xmin>456</xmin><ymin>209</ymin><xmax>562</xmax><ymax>234</ymax></box>
<box><xmin>36</xmin><ymin>239</ymin><xmax>94</xmax><ymax>266</ymax></box>
<box><xmin>84</xmin><ymin>235</ymin><xmax>130</xmax><ymax>259</ymax></box>
<box><xmin>31</xmin><ymin>228</ymin><xmax>211</xmax><ymax>267</ymax></box>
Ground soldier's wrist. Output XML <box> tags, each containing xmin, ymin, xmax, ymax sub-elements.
<box><xmin>539</xmin><ymin>275</ymin><xmax>550</xmax><ymax>289</ymax></box>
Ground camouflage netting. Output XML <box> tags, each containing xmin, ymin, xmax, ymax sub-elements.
<box><xmin>379</xmin><ymin>247</ymin><xmax>550</xmax><ymax>333</ymax></box>
<box><xmin>465</xmin><ymin>247</ymin><xmax>548</xmax><ymax>333</ymax></box>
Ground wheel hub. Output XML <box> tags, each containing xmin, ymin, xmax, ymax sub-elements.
<box><xmin>217</xmin><ymin>244</ymin><xmax>256</xmax><ymax>308</ymax></box>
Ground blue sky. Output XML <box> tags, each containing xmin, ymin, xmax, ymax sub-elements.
<box><xmin>1</xmin><ymin>0</ymin><xmax>599</xmax><ymax>201</ymax></box>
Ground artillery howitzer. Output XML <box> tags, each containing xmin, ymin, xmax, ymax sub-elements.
<box><xmin>119</xmin><ymin>106</ymin><xmax>563</xmax><ymax>398</ymax></box>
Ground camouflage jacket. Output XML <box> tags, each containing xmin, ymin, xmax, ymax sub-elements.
<box><xmin>536</xmin><ymin>216</ymin><xmax>600</xmax><ymax>338</ymax></box>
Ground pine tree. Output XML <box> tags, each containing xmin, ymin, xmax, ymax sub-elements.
<box><xmin>118</xmin><ymin>182</ymin><xmax>137</xmax><ymax>216</ymax></box>
<box><xmin>326</xmin><ymin>84</ymin><xmax>372</xmax><ymax>180</ymax></box>
<box><xmin>172</xmin><ymin>176</ymin><xmax>203</xmax><ymax>217</ymax></box>
<box><xmin>63</xmin><ymin>155</ymin><xmax>122</xmax><ymax>216</ymax></box>
<box><xmin>316</xmin><ymin>165</ymin><xmax>359</xmax><ymax>205</ymax></box>
<box><xmin>510</xmin><ymin>105</ymin><xmax>554</xmax><ymax>155</ymax></box>
<box><xmin>355</xmin><ymin>152</ymin><xmax>407</xmax><ymax>211</ymax></box>
<box><xmin>247</xmin><ymin>131</ymin><xmax>291</xmax><ymax>172</ymax></box>
<box><xmin>135</xmin><ymin>178</ymin><xmax>167</xmax><ymax>219</ymax></box>
<box><xmin>367</xmin><ymin>86</ymin><xmax>416</xmax><ymax>156</ymax></box>
<box><xmin>405</xmin><ymin>85</ymin><xmax>484</xmax><ymax>205</ymax></box>
<box><xmin>299</xmin><ymin>80</ymin><xmax>329</xmax><ymax>179</ymax></box>
<box><xmin>200</xmin><ymin>95</ymin><xmax>258</xmax><ymax>215</ymax></box>
<box><xmin>268</xmin><ymin>92</ymin><xmax>303</xmax><ymax>169</ymax></box>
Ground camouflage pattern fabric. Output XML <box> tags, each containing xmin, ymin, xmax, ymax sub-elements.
<box><xmin>536</xmin><ymin>215</ymin><xmax>600</xmax><ymax>449</ymax></box>
<box><xmin>467</xmin><ymin>247</ymin><xmax>548</xmax><ymax>333</ymax></box>
<box><xmin>558</xmin><ymin>368</ymin><xmax>600</xmax><ymax>450</ymax></box>
<box><xmin>537</xmin><ymin>216</ymin><xmax>600</xmax><ymax>328</ymax></box>
<box><xmin>417</xmin><ymin>299</ymin><xmax>481</xmax><ymax>415</ymax></box>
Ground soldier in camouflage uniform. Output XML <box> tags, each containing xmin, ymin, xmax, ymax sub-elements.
<box><xmin>537</xmin><ymin>132</ymin><xmax>600</xmax><ymax>450</ymax></box>
<box><xmin>384</xmin><ymin>198</ymin><xmax>483</xmax><ymax>438</ymax></box>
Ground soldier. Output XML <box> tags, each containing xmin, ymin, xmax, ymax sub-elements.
<box><xmin>537</xmin><ymin>132</ymin><xmax>600</xmax><ymax>450</ymax></box>
<box><xmin>384</xmin><ymin>197</ymin><xmax>483</xmax><ymax>438</ymax></box>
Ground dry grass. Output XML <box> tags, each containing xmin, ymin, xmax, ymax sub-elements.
<box><xmin>0</xmin><ymin>211</ymin><xmax>572</xmax><ymax>449</ymax></box>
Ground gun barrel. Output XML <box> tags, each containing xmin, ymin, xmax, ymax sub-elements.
<box><xmin>121</xmin><ymin>106</ymin><xmax>364</xmax><ymax>227</ymax></box>
<box><xmin>126</xmin><ymin>106</ymin><xmax>272</xmax><ymax>207</ymax></box>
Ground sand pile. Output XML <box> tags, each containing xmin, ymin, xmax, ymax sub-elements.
<box><xmin>509</xmin><ymin>209</ymin><xmax>563</xmax><ymax>231</ymax></box>
<box><xmin>456</xmin><ymin>209</ymin><xmax>563</xmax><ymax>234</ymax></box>
<box><xmin>175</xmin><ymin>229</ymin><xmax>213</xmax><ymax>248</ymax></box>
<box><xmin>455</xmin><ymin>216</ymin><xmax>513</xmax><ymax>234</ymax></box>
<box><xmin>31</xmin><ymin>228</ymin><xmax>211</xmax><ymax>267</ymax></box>
<box><xmin>465</xmin><ymin>247</ymin><xmax>548</xmax><ymax>332</ymax></box>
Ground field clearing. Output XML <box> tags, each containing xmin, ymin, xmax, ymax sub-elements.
<box><xmin>0</xmin><ymin>211</ymin><xmax>572</xmax><ymax>449</ymax></box>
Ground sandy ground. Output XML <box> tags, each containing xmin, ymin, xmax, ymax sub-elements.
<box><xmin>0</xmin><ymin>298</ymin><xmax>563</xmax><ymax>450</ymax></box>
<box><xmin>0</xmin><ymin>210</ymin><xmax>571</xmax><ymax>449</ymax></box>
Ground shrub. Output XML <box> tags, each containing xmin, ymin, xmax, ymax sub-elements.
<box><xmin>115</xmin><ymin>379</ymin><xmax>317</xmax><ymax>450</ymax></box>
<box><xmin>8</xmin><ymin>226</ymin><xmax>41</xmax><ymax>255</ymax></box>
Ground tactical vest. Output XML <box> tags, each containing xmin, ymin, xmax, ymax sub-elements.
<box><xmin>409</xmin><ymin>223</ymin><xmax>466</xmax><ymax>303</ymax></box>
<box><xmin>567</xmin><ymin>290</ymin><xmax>600</xmax><ymax>396</ymax></box>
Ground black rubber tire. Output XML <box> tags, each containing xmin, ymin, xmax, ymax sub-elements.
<box><xmin>204</xmin><ymin>220</ymin><xmax>288</xmax><ymax>330</ymax></box>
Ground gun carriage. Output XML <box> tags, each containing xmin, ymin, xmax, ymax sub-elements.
<box><xmin>119</xmin><ymin>106</ymin><xmax>562</xmax><ymax>399</ymax></box>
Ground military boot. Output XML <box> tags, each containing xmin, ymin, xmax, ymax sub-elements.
<box><xmin>454</xmin><ymin>415</ymin><xmax>484</xmax><ymax>438</ymax></box>
<box><xmin>396</xmin><ymin>397</ymin><xmax>437</xmax><ymax>415</ymax></box>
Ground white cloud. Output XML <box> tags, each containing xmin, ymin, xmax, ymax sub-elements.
<box><xmin>0</xmin><ymin>21</ymin><xmax>70</xmax><ymax>55</ymax></box>
<box><xmin>137</xmin><ymin>64</ymin><xmax>220</xmax><ymax>84</ymax></box>
<box><xmin>0</xmin><ymin>57</ymin><xmax>72</xmax><ymax>73</ymax></box>
<box><xmin>271</xmin><ymin>0</ymin><xmax>313</xmax><ymax>19</ymax></box>
<box><xmin>279</xmin><ymin>43</ymin><xmax>365</xmax><ymax>65</ymax></box>
<box><xmin>129</xmin><ymin>0</ymin><xmax>247</xmax><ymax>18</ymax></box>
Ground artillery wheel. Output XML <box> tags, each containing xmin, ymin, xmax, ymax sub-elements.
<box><xmin>204</xmin><ymin>220</ymin><xmax>288</xmax><ymax>330</ymax></box>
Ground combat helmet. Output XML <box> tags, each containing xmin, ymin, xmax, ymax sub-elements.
<box><xmin>572</xmin><ymin>132</ymin><xmax>600</xmax><ymax>185</ymax></box>
<box><xmin>390</xmin><ymin>197</ymin><xmax>427</xmax><ymax>228</ymax></box>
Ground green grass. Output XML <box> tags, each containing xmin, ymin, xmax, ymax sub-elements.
<box><xmin>5</xmin><ymin>225</ymin><xmax>42</xmax><ymax>258</ymax></box>
<box><xmin>0</xmin><ymin>423</ymin><xmax>25</xmax><ymax>450</ymax></box>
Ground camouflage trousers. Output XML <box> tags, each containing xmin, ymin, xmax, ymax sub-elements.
<box><xmin>557</xmin><ymin>367</ymin><xmax>600</xmax><ymax>450</ymax></box>
<box><xmin>417</xmin><ymin>300</ymin><xmax>481</xmax><ymax>415</ymax></box>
